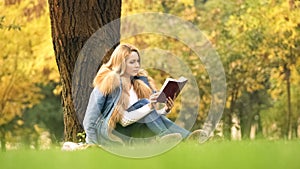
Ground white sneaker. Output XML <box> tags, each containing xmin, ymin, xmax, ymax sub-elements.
<box><xmin>159</xmin><ymin>133</ymin><xmax>182</xmax><ymax>144</ymax></box>
<box><xmin>61</xmin><ymin>142</ymin><xmax>87</xmax><ymax>151</ymax></box>
<box><xmin>187</xmin><ymin>129</ymin><xmax>210</xmax><ymax>144</ymax></box>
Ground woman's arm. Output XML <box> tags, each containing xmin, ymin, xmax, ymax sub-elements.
<box><xmin>120</xmin><ymin>93</ymin><xmax>174</xmax><ymax>127</ymax></box>
<box><xmin>119</xmin><ymin>92</ymin><xmax>161</xmax><ymax>127</ymax></box>
<box><xmin>83</xmin><ymin>88</ymin><xmax>106</xmax><ymax>144</ymax></box>
<box><xmin>156</xmin><ymin>108</ymin><xmax>168</xmax><ymax>115</ymax></box>
<box><xmin>120</xmin><ymin>103</ymin><xmax>152</xmax><ymax>127</ymax></box>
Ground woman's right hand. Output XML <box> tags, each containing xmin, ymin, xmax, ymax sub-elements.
<box><xmin>148</xmin><ymin>92</ymin><xmax>160</xmax><ymax>109</ymax></box>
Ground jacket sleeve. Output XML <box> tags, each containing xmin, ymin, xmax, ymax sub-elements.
<box><xmin>119</xmin><ymin>98</ymin><xmax>152</xmax><ymax>127</ymax></box>
<box><xmin>83</xmin><ymin>88</ymin><xmax>106</xmax><ymax>144</ymax></box>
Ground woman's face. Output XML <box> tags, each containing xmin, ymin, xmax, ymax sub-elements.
<box><xmin>124</xmin><ymin>51</ymin><xmax>140</xmax><ymax>78</ymax></box>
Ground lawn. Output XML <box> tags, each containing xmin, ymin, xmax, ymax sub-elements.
<box><xmin>1</xmin><ymin>140</ymin><xmax>299</xmax><ymax>169</ymax></box>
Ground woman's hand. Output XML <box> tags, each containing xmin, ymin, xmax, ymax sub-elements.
<box><xmin>148</xmin><ymin>92</ymin><xmax>175</xmax><ymax>112</ymax></box>
<box><xmin>164</xmin><ymin>97</ymin><xmax>174</xmax><ymax>113</ymax></box>
<box><xmin>148</xmin><ymin>92</ymin><xmax>160</xmax><ymax>109</ymax></box>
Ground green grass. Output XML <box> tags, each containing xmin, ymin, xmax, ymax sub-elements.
<box><xmin>1</xmin><ymin>140</ymin><xmax>299</xmax><ymax>169</ymax></box>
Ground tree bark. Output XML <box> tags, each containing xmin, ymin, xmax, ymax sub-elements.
<box><xmin>224</xmin><ymin>88</ymin><xmax>238</xmax><ymax>139</ymax></box>
<box><xmin>297</xmin><ymin>117</ymin><xmax>300</xmax><ymax>138</ymax></box>
<box><xmin>48</xmin><ymin>0</ymin><xmax>121</xmax><ymax>142</ymax></box>
<box><xmin>285</xmin><ymin>65</ymin><xmax>292</xmax><ymax>140</ymax></box>
<box><xmin>0</xmin><ymin>128</ymin><xmax>6</xmax><ymax>152</ymax></box>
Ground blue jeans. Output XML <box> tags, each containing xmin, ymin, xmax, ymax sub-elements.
<box><xmin>114</xmin><ymin>99</ymin><xmax>191</xmax><ymax>142</ymax></box>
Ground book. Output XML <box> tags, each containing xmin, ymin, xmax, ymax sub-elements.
<box><xmin>156</xmin><ymin>76</ymin><xmax>188</xmax><ymax>103</ymax></box>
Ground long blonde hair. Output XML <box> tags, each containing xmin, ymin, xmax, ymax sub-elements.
<box><xmin>93</xmin><ymin>43</ymin><xmax>154</xmax><ymax>129</ymax></box>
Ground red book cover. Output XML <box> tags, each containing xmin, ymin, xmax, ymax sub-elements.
<box><xmin>156</xmin><ymin>76</ymin><xmax>188</xmax><ymax>103</ymax></box>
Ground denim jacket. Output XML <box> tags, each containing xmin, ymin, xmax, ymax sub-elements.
<box><xmin>83</xmin><ymin>84</ymin><xmax>122</xmax><ymax>145</ymax></box>
<box><xmin>83</xmin><ymin>76</ymin><xmax>152</xmax><ymax>145</ymax></box>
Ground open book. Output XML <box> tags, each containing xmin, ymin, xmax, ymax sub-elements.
<box><xmin>156</xmin><ymin>76</ymin><xmax>188</xmax><ymax>103</ymax></box>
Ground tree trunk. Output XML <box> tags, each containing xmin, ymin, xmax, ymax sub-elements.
<box><xmin>284</xmin><ymin>65</ymin><xmax>292</xmax><ymax>140</ymax></box>
<box><xmin>297</xmin><ymin>91</ymin><xmax>300</xmax><ymax>139</ymax></box>
<box><xmin>241</xmin><ymin>92</ymin><xmax>259</xmax><ymax>139</ymax></box>
<box><xmin>48</xmin><ymin>0</ymin><xmax>121</xmax><ymax>142</ymax></box>
<box><xmin>224</xmin><ymin>88</ymin><xmax>238</xmax><ymax>139</ymax></box>
<box><xmin>297</xmin><ymin>117</ymin><xmax>300</xmax><ymax>138</ymax></box>
<box><xmin>0</xmin><ymin>128</ymin><xmax>6</xmax><ymax>152</ymax></box>
<box><xmin>242</xmin><ymin>112</ymin><xmax>256</xmax><ymax>139</ymax></box>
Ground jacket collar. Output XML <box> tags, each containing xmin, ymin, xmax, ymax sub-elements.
<box><xmin>132</xmin><ymin>76</ymin><xmax>150</xmax><ymax>87</ymax></box>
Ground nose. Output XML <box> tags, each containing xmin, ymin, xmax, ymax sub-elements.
<box><xmin>135</xmin><ymin>62</ymin><xmax>140</xmax><ymax>68</ymax></box>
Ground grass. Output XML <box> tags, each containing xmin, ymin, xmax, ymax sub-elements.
<box><xmin>1</xmin><ymin>140</ymin><xmax>299</xmax><ymax>169</ymax></box>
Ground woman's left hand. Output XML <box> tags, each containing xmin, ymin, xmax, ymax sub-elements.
<box><xmin>164</xmin><ymin>97</ymin><xmax>174</xmax><ymax>113</ymax></box>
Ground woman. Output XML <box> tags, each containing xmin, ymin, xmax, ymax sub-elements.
<box><xmin>83</xmin><ymin>43</ymin><xmax>200</xmax><ymax>146</ymax></box>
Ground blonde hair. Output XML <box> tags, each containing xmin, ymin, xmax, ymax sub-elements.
<box><xmin>93</xmin><ymin>44</ymin><xmax>140</xmax><ymax>94</ymax></box>
<box><xmin>93</xmin><ymin>43</ymin><xmax>154</xmax><ymax>129</ymax></box>
<box><xmin>103</xmin><ymin>43</ymin><xmax>139</xmax><ymax>76</ymax></box>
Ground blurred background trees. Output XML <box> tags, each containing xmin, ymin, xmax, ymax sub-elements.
<box><xmin>121</xmin><ymin>0</ymin><xmax>300</xmax><ymax>140</ymax></box>
<box><xmin>0</xmin><ymin>0</ymin><xmax>299</xmax><ymax>151</ymax></box>
<box><xmin>0</xmin><ymin>0</ymin><xmax>61</xmax><ymax>151</ymax></box>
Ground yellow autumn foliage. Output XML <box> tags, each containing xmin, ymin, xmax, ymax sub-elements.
<box><xmin>0</xmin><ymin>0</ymin><xmax>59</xmax><ymax>126</ymax></box>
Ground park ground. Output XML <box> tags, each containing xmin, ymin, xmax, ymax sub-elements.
<box><xmin>1</xmin><ymin>140</ymin><xmax>299</xmax><ymax>169</ymax></box>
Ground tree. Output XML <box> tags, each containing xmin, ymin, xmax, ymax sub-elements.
<box><xmin>48</xmin><ymin>0</ymin><xmax>122</xmax><ymax>142</ymax></box>
<box><xmin>216</xmin><ymin>0</ymin><xmax>300</xmax><ymax>140</ymax></box>
<box><xmin>0</xmin><ymin>0</ymin><xmax>60</xmax><ymax>151</ymax></box>
<box><xmin>247</xmin><ymin>0</ymin><xmax>300</xmax><ymax>139</ymax></box>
